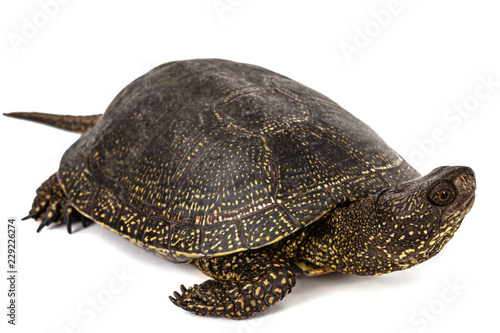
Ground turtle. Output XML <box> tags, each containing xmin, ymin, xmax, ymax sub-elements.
<box><xmin>5</xmin><ymin>58</ymin><xmax>476</xmax><ymax>319</ymax></box>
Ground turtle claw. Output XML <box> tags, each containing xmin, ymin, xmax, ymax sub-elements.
<box><xmin>21</xmin><ymin>212</ymin><xmax>38</xmax><ymax>221</ymax></box>
<box><xmin>170</xmin><ymin>280</ymin><xmax>243</xmax><ymax>318</ymax></box>
<box><xmin>36</xmin><ymin>218</ymin><xmax>52</xmax><ymax>233</ymax></box>
<box><xmin>171</xmin><ymin>284</ymin><xmax>190</xmax><ymax>300</ymax></box>
<box><xmin>67</xmin><ymin>218</ymin><xmax>72</xmax><ymax>234</ymax></box>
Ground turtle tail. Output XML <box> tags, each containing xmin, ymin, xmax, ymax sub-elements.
<box><xmin>3</xmin><ymin>112</ymin><xmax>101</xmax><ymax>133</ymax></box>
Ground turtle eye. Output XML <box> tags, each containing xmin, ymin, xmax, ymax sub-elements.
<box><xmin>429</xmin><ymin>183</ymin><xmax>455</xmax><ymax>206</ymax></box>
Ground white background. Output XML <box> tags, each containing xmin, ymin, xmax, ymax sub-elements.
<box><xmin>1</xmin><ymin>1</ymin><xmax>499</xmax><ymax>332</ymax></box>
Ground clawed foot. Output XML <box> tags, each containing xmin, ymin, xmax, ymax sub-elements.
<box><xmin>170</xmin><ymin>282</ymin><xmax>228</xmax><ymax>315</ymax></box>
<box><xmin>23</xmin><ymin>173</ymin><xmax>92</xmax><ymax>233</ymax></box>
<box><xmin>170</xmin><ymin>279</ymin><xmax>273</xmax><ymax>319</ymax></box>
<box><xmin>169</xmin><ymin>253</ymin><xmax>296</xmax><ymax>319</ymax></box>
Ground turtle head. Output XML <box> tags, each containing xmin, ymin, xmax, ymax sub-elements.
<box><xmin>373</xmin><ymin>166</ymin><xmax>475</xmax><ymax>271</ymax></box>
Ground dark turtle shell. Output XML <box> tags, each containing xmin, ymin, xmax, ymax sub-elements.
<box><xmin>57</xmin><ymin>59</ymin><xmax>419</xmax><ymax>262</ymax></box>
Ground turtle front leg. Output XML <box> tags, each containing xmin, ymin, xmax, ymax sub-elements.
<box><xmin>170</xmin><ymin>249</ymin><xmax>296</xmax><ymax>319</ymax></box>
<box><xmin>23</xmin><ymin>173</ymin><xmax>91</xmax><ymax>233</ymax></box>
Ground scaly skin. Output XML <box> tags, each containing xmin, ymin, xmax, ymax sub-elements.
<box><xmin>170</xmin><ymin>249</ymin><xmax>295</xmax><ymax>319</ymax></box>
<box><xmin>279</xmin><ymin>166</ymin><xmax>476</xmax><ymax>276</ymax></box>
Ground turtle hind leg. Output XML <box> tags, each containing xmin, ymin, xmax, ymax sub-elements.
<box><xmin>23</xmin><ymin>173</ymin><xmax>91</xmax><ymax>233</ymax></box>
<box><xmin>169</xmin><ymin>249</ymin><xmax>296</xmax><ymax>319</ymax></box>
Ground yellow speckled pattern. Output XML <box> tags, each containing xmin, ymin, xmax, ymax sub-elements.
<box><xmin>276</xmin><ymin>166</ymin><xmax>475</xmax><ymax>276</ymax></box>
<box><xmin>171</xmin><ymin>248</ymin><xmax>296</xmax><ymax>319</ymax></box>
<box><xmin>9</xmin><ymin>59</ymin><xmax>476</xmax><ymax>319</ymax></box>
<box><xmin>55</xmin><ymin>59</ymin><xmax>417</xmax><ymax>262</ymax></box>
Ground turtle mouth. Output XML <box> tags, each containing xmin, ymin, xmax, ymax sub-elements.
<box><xmin>462</xmin><ymin>194</ymin><xmax>475</xmax><ymax>215</ymax></box>
<box><xmin>441</xmin><ymin>192</ymin><xmax>474</xmax><ymax>228</ymax></box>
